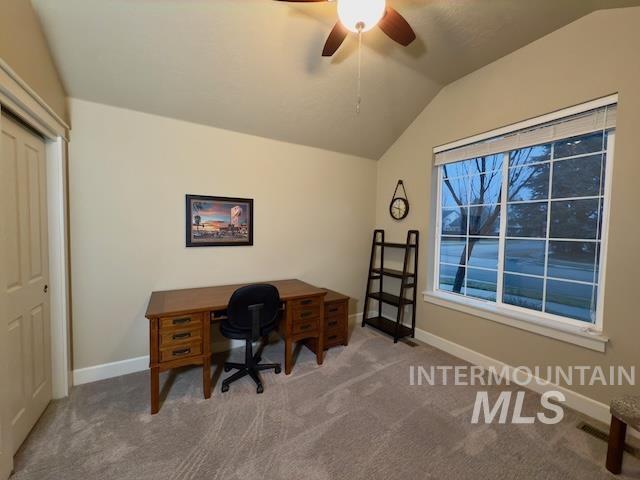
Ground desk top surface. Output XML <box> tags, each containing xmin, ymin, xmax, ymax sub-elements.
<box><xmin>145</xmin><ymin>279</ymin><xmax>327</xmax><ymax>318</ymax></box>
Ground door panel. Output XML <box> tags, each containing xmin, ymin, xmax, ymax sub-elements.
<box><xmin>26</xmin><ymin>146</ymin><xmax>44</xmax><ymax>281</ymax></box>
<box><xmin>1</xmin><ymin>113</ymin><xmax>51</xmax><ymax>462</ymax></box>
<box><xmin>3</xmin><ymin>131</ymin><xmax>20</xmax><ymax>291</ymax></box>
<box><xmin>31</xmin><ymin>305</ymin><xmax>47</xmax><ymax>395</ymax></box>
<box><xmin>7</xmin><ymin>316</ymin><xmax>25</xmax><ymax>422</ymax></box>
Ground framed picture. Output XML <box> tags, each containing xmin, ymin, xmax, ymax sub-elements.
<box><xmin>186</xmin><ymin>195</ymin><xmax>254</xmax><ymax>247</ymax></box>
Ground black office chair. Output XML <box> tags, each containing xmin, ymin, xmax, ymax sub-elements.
<box><xmin>219</xmin><ymin>284</ymin><xmax>282</xmax><ymax>394</ymax></box>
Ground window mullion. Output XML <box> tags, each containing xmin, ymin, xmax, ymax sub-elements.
<box><xmin>541</xmin><ymin>145</ymin><xmax>555</xmax><ymax>312</ymax></box>
<box><xmin>496</xmin><ymin>152</ymin><xmax>509</xmax><ymax>305</ymax></box>
<box><xmin>594</xmin><ymin>131</ymin><xmax>615</xmax><ymax>329</ymax></box>
<box><xmin>464</xmin><ymin>174</ymin><xmax>470</xmax><ymax>296</ymax></box>
<box><xmin>434</xmin><ymin>166</ymin><xmax>443</xmax><ymax>291</ymax></box>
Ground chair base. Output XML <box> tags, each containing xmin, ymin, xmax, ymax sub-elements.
<box><xmin>221</xmin><ymin>339</ymin><xmax>281</xmax><ymax>394</ymax></box>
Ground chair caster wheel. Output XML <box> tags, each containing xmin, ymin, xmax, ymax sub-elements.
<box><xmin>274</xmin><ymin>366</ymin><xmax>281</xmax><ymax>374</ymax></box>
<box><xmin>224</xmin><ymin>366</ymin><xmax>232</xmax><ymax>372</ymax></box>
<box><xmin>221</xmin><ymin>384</ymin><xmax>229</xmax><ymax>393</ymax></box>
<box><xmin>256</xmin><ymin>384</ymin><xmax>264</xmax><ymax>394</ymax></box>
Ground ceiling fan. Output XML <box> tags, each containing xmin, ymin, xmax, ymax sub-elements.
<box><xmin>276</xmin><ymin>0</ymin><xmax>416</xmax><ymax>56</ymax></box>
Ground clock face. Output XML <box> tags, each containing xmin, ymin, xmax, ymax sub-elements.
<box><xmin>390</xmin><ymin>197</ymin><xmax>409</xmax><ymax>220</ymax></box>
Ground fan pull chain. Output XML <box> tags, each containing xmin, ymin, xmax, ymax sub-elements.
<box><xmin>356</xmin><ymin>27</ymin><xmax>362</xmax><ymax>114</ymax></box>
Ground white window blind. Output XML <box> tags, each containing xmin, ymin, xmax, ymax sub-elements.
<box><xmin>434</xmin><ymin>103</ymin><xmax>617</xmax><ymax>166</ymax></box>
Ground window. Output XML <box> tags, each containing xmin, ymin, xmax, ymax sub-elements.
<box><xmin>434</xmin><ymin>103</ymin><xmax>615</xmax><ymax>331</ymax></box>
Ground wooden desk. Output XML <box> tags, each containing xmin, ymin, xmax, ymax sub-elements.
<box><xmin>145</xmin><ymin>279</ymin><xmax>327</xmax><ymax>414</ymax></box>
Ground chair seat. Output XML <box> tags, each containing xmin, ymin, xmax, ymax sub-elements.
<box><xmin>220</xmin><ymin>319</ymin><xmax>278</xmax><ymax>340</ymax></box>
<box><xmin>611</xmin><ymin>395</ymin><xmax>640</xmax><ymax>430</ymax></box>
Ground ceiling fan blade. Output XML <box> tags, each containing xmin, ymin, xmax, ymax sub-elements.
<box><xmin>322</xmin><ymin>22</ymin><xmax>348</xmax><ymax>57</ymax></box>
<box><xmin>378</xmin><ymin>7</ymin><xmax>416</xmax><ymax>47</ymax></box>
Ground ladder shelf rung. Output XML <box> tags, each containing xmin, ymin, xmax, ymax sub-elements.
<box><xmin>375</xmin><ymin>242</ymin><xmax>417</xmax><ymax>248</ymax></box>
<box><xmin>367</xmin><ymin>291</ymin><xmax>413</xmax><ymax>307</ymax></box>
<box><xmin>362</xmin><ymin>316</ymin><xmax>413</xmax><ymax>339</ymax></box>
<box><xmin>371</xmin><ymin>267</ymin><xmax>414</xmax><ymax>279</ymax></box>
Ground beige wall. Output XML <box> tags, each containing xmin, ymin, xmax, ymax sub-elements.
<box><xmin>0</xmin><ymin>0</ymin><xmax>67</xmax><ymax>123</ymax></box>
<box><xmin>375</xmin><ymin>7</ymin><xmax>640</xmax><ymax>404</ymax></box>
<box><xmin>69</xmin><ymin>98</ymin><xmax>376</xmax><ymax>370</ymax></box>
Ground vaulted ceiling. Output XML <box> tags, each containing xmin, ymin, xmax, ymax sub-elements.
<box><xmin>32</xmin><ymin>0</ymin><xmax>640</xmax><ymax>159</ymax></box>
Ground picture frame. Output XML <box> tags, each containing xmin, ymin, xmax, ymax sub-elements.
<box><xmin>185</xmin><ymin>194</ymin><xmax>254</xmax><ymax>247</ymax></box>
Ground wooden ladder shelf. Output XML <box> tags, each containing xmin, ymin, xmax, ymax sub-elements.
<box><xmin>362</xmin><ymin>229</ymin><xmax>419</xmax><ymax>343</ymax></box>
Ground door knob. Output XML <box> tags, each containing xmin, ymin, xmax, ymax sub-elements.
<box><xmin>44</xmin><ymin>284</ymin><xmax>48</xmax><ymax>293</ymax></box>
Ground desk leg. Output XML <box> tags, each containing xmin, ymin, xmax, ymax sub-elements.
<box><xmin>316</xmin><ymin>302</ymin><xmax>325</xmax><ymax>365</ymax></box>
<box><xmin>149</xmin><ymin>318</ymin><xmax>160</xmax><ymax>414</ymax></box>
<box><xmin>202</xmin><ymin>315</ymin><xmax>212</xmax><ymax>399</ymax></box>
<box><xmin>284</xmin><ymin>338</ymin><xmax>293</xmax><ymax>375</ymax></box>
<box><xmin>316</xmin><ymin>335</ymin><xmax>325</xmax><ymax>365</ymax></box>
<box><xmin>150</xmin><ymin>366</ymin><xmax>160</xmax><ymax>414</ymax></box>
<box><xmin>203</xmin><ymin>357</ymin><xmax>212</xmax><ymax>399</ymax></box>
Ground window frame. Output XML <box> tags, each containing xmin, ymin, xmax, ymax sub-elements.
<box><xmin>432</xmin><ymin>130</ymin><xmax>615</xmax><ymax>333</ymax></box>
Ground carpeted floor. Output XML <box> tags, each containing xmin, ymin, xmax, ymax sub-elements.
<box><xmin>11</xmin><ymin>325</ymin><xmax>640</xmax><ymax>480</ymax></box>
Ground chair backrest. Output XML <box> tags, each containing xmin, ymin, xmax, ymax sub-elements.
<box><xmin>226</xmin><ymin>284</ymin><xmax>281</xmax><ymax>332</ymax></box>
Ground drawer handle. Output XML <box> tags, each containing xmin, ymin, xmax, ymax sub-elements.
<box><xmin>329</xmin><ymin>307</ymin><xmax>339</xmax><ymax>313</ymax></box>
<box><xmin>328</xmin><ymin>320</ymin><xmax>338</xmax><ymax>327</ymax></box>
<box><xmin>172</xmin><ymin>332</ymin><xmax>192</xmax><ymax>340</ymax></box>
<box><xmin>328</xmin><ymin>335</ymin><xmax>338</xmax><ymax>341</ymax></box>
<box><xmin>172</xmin><ymin>317</ymin><xmax>191</xmax><ymax>326</ymax></box>
<box><xmin>172</xmin><ymin>347</ymin><xmax>191</xmax><ymax>357</ymax></box>
<box><xmin>299</xmin><ymin>324</ymin><xmax>312</xmax><ymax>331</ymax></box>
<box><xmin>300</xmin><ymin>299</ymin><xmax>313</xmax><ymax>306</ymax></box>
<box><xmin>301</xmin><ymin>311</ymin><xmax>313</xmax><ymax>318</ymax></box>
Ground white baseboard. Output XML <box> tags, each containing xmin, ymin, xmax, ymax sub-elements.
<box><xmin>73</xmin><ymin>355</ymin><xmax>151</xmax><ymax>385</ymax></box>
<box><xmin>413</xmin><ymin>327</ymin><xmax>640</xmax><ymax>440</ymax></box>
<box><xmin>73</xmin><ymin>338</ymin><xmax>244</xmax><ymax>386</ymax></box>
<box><xmin>350</xmin><ymin>312</ymin><xmax>364</xmax><ymax>325</ymax></box>
<box><xmin>74</xmin><ymin>313</ymin><xmax>364</xmax><ymax>386</ymax></box>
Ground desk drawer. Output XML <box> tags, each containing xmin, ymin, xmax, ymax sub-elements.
<box><xmin>292</xmin><ymin>305</ymin><xmax>321</xmax><ymax>324</ymax></box>
<box><xmin>325</xmin><ymin>315</ymin><xmax>346</xmax><ymax>334</ymax></box>
<box><xmin>325</xmin><ymin>302</ymin><xmax>346</xmax><ymax>319</ymax></box>
<box><xmin>160</xmin><ymin>313</ymin><xmax>203</xmax><ymax>331</ymax></box>
<box><xmin>159</xmin><ymin>325</ymin><xmax>202</xmax><ymax>347</ymax></box>
<box><xmin>160</xmin><ymin>340</ymin><xmax>202</xmax><ymax>362</ymax></box>
<box><xmin>325</xmin><ymin>331</ymin><xmax>345</xmax><ymax>348</ymax></box>
<box><xmin>292</xmin><ymin>318</ymin><xmax>318</xmax><ymax>335</ymax></box>
<box><xmin>290</xmin><ymin>296</ymin><xmax>322</xmax><ymax>310</ymax></box>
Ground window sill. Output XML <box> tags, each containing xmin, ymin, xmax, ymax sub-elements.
<box><xmin>422</xmin><ymin>290</ymin><xmax>608</xmax><ymax>352</ymax></box>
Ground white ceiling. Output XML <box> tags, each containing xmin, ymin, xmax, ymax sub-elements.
<box><xmin>33</xmin><ymin>0</ymin><xmax>640</xmax><ymax>159</ymax></box>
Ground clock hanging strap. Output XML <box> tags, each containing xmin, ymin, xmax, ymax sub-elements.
<box><xmin>393</xmin><ymin>180</ymin><xmax>407</xmax><ymax>200</ymax></box>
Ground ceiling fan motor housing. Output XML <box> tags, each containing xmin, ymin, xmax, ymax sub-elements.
<box><xmin>337</xmin><ymin>0</ymin><xmax>386</xmax><ymax>33</ymax></box>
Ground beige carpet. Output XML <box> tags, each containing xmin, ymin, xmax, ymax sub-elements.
<box><xmin>12</xmin><ymin>326</ymin><xmax>640</xmax><ymax>480</ymax></box>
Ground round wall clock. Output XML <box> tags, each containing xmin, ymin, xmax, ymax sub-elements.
<box><xmin>389</xmin><ymin>180</ymin><xmax>409</xmax><ymax>220</ymax></box>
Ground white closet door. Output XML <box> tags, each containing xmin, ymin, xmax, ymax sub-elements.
<box><xmin>1</xmin><ymin>112</ymin><xmax>52</xmax><ymax>462</ymax></box>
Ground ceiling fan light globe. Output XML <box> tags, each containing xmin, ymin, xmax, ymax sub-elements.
<box><xmin>337</xmin><ymin>0</ymin><xmax>386</xmax><ymax>33</ymax></box>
